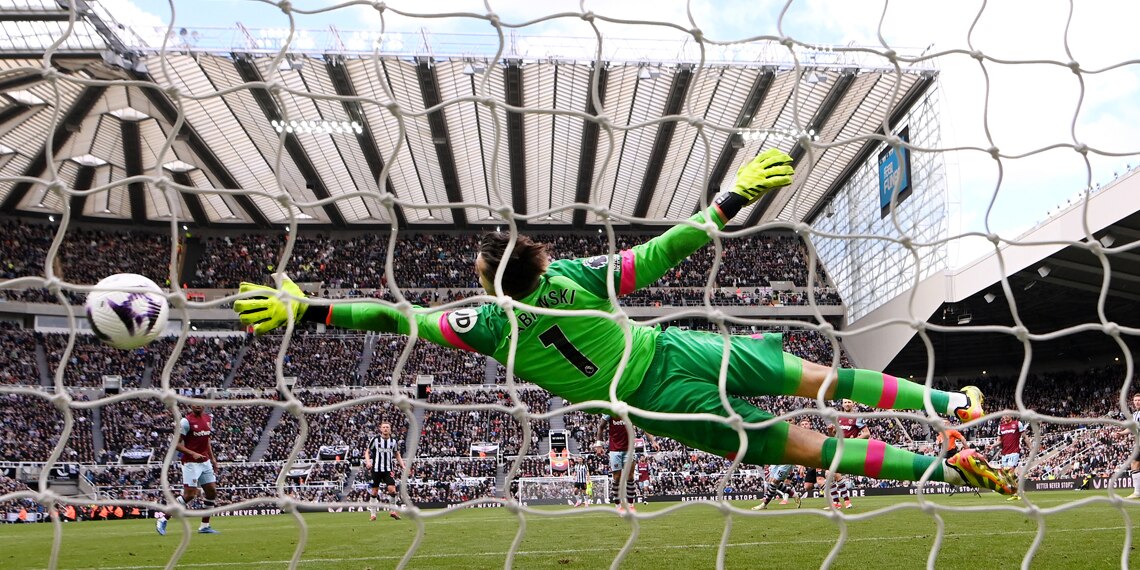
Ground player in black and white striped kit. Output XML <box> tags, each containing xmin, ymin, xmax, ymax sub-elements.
<box><xmin>1117</xmin><ymin>394</ymin><xmax>1140</xmax><ymax>499</ymax></box>
<box><xmin>365</xmin><ymin>422</ymin><xmax>405</xmax><ymax>521</ymax></box>
<box><xmin>571</xmin><ymin>456</ymin><xmax>590</xmax><ymax>507</ymax></box>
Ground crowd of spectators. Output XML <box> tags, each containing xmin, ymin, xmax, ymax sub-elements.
<box><xmin>260</xmin><ymin>390</ymin><xmax>412</xmax><ymax>462</ymax></box>
<box><xmin>0</xmin><ymin>222</ymin><xmax>174</xmax><ymax>304</ymax></box>
<box><xmin>88</xmin><ymin>462</ymin><xmax>341</xmax><ymax>505</ymax></box>
<box><xmin>419</xmin><ymin>389</ymin><xmax>550</xmax><ymax>457</ymax></box>
<box><xmin>9</xmin><ymin>321</ymin><xmax>1140</xmax><ymax>510</ymax></box>
<box><xmin>1</xmin><ymin>220</ymin><xmax>840</xmax><ymax>316</ymax></box>
<box><xmin>304</xmin><ymin>460</ymin><xmax>351</xmax><ymax>486</ymax></box>
<box><xmin>204</xmin><ymin>394</ymin><xmax>275</xmax><ymax>463</ymax></box>
<box><xmin>0</xmin><ymin>323</ymin><xmax>41</xmax><ymax>385</ymax></box>
<box><xmin>316</xmin><ymin>288</ymin><xmax>476</xmax><ymax>307</ymax></box>
<box><xmin>57</xmin><ymin>229</ymin><xmax>173</xmax><ymax>287</ymax></box>
<box><xmin>0</xmin><ymin>391</ymin><xmax>94</xmax><ymax>463</ymax></box>
<box><xmin>0</xmin><ymin>323</ymin><xmax>856</xmax><ymax>395</ymax></box>
<box><xmin>87</xmin><ymin>464</ymin><xmax>161</xmax><ymax>488</ymax></box>
<box><xmin>404</xmin><ymin>478</ymin><xmax>496</xmax><ymax>504</ymax></box>
<box><xmin>344</xmin><ymin>476</ymin><xmax>495</xmax><ymax>505</ymax></box>
<box><xmin>4</xmin><ymin>322</ymin><xmax>852</xmax><ymax>400</ymax></box>
<box><xmin>230</xmin><ymin>333</ymin><xmax>366</xmax><ymax>389</ymax></box>
<box><xmin>1</xmin><ymin>226</ymin><xmax>843</xmax><ymax>323</ymax></box>
<box><xmin>345</xmin><ymin>457</ymin><xmax>497</xmax><ymax>504</ymax></box>
<box><xmin>100</xmin><ymin>397</ymin><xmax>173</xmax><ymax>460</ymax></box>
<box><xmin>0</xmin><ymin>476</ymin><xmax>36</xmax><ymax>516</ymax></box>
<box><xmin>43</xmin><ymin>333</ymin><xmax>168</xmax><ymax>388</ymax></box>
<box><xmin>0</xmin><ymin>220</ymin><xmax>51</xmax><ymax>281</ymax></box>
<box><xmin>192</xmin><ymin>234</ymin><xmax>283</xmax><ymax>289</ymax></box>
<box><xmin>157</xmin><ymin>336</ymin><xmax>245</xmax><ymax>390</ymax></box>
<box><xmin>1051</xmin><ymin>426</ymin><xmax>1133</xmax><ymax>479</ymax></box>
<box><xmin>620</xmin><ymin>287</ymin><xmax>842</xmax><ymax>307</ymax></box>
<box><xmin>188</xmin><ymin>229</ymin><xmax>831</xmax><ymax>292</ymax></box>
<box><xmin>369</xmin><ymin>334</ymin><xmax>488</xmax><ymax>387</ymax></box>
<box><xmin>411</xmin><ymin>457</ymin><xmax>497</xmax><ymax>480</ymax></box>
<box><xmin>70</xmin><ymin>417</ymin><xmax>1140</xmax><ymax>510</ymax></box>
<box><xmin>537</xmin><ymin>231</ymin><xmax>830</xmax><ymax>289</ymax></box>
<box><xmin>0</xmin><ymin>330</ymin><xmax>247</xmax><ymax>390</ymax></box>
<box><xmin>947</xmin><ymin>367</ymin><xmax>1136</xmax><ymax>421</ymax></box>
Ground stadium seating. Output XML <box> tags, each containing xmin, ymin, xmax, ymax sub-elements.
<box><xmin>1</xmin><ymin>222</ymin><xmax>840</xmax><ymax>309</ymax></box>
<box><xmin>8</xmin><ymin>235</ymin><xmax>1135</xmax><ymax>508</ymax></box>
<box><xmin>0</xmin><ymin>323</ymin><xmax>41</xmax><ymax>385</ymax></box>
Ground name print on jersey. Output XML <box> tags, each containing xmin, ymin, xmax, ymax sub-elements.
<box><xmin>517</xmin><ymin>288</ymin><xmax>577</xmax><ymax>332</ymax></box>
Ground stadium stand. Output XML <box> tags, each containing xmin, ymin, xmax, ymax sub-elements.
<box><xmin>2</xmin><ymin>222</ymin><xmax>839</xmax><ymax>309</ymax></box>
<box><xmin>7</xmin><ymin>227</ymin><xmax>1137</xmax><ymax>514</ymax></box>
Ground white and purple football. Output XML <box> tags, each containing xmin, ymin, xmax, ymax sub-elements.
<box><xmin>84</xmin><ymin>273</ymin><xmax>170</xmax><ymax>350</ymax></box>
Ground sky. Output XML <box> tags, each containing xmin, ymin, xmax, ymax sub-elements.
<box><xmin>102</xmin><ymin>0</ymin><xmax>1140</xmax><ymax>268</ymax></box>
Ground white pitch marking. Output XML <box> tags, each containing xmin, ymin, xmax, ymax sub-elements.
<box><xmin>45</xmin><ymin>525</ymin><xmax>1138</xmax><ymax>570</ymax></box>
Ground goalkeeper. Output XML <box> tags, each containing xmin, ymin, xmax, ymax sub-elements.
<box><xmin>235</xmin><ymin>149</ymin><xmax>1015</xmax><ymax>496</ymax></box>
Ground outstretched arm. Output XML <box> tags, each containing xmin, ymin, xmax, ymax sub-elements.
<box><xmin>234</xmin><ymin>282</ymin><xmax>499</xmax><ymax>355</ymax></box>
<box><xmin>558</xmin><ymin>149</ymin><xmax>794</xmax><ymax>297</ymax></box>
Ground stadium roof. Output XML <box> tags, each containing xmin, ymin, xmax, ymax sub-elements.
<box><xmin>849</xmin><ymin>168</ymin><xmax>1140</xmax><ymax>378</ymax></box>
<box><xmin>0</xmin><ymin>2</ymin><xmax>936</xmax><ymax>230</ymax></box>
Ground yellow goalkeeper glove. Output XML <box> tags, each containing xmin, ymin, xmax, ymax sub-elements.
<box><xmin>731</xmin><ymin>148</ymin><xmax>795</xmax><ymax>205</ymax></box>
<box><xmin>233</xmin><ymin>276</ymin><xmax>308</xmax><ymax>335</ymax></box>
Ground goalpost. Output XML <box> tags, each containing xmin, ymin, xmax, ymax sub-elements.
<box><xmin>1</xmin><ymin>1</ymin><xmax>1138</xmax><ymax>570</ymax></box>
<box><xmin>517</xmin><ymin>475</ymin><xmax>611</xmax><ymax>506</ymax></box>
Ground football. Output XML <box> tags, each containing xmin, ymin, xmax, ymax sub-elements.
<box><xmin>84</xmin><ymin>273</ymin><xmax>170</xmax><ymax>350</ymax></box>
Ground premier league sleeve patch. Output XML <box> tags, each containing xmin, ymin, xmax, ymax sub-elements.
<box><xmin>583</xmin><ymin>254</ymin><xmax>619</xmax><ymax>270</ymax></box>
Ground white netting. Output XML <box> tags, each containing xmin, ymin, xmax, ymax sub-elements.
<box><xmin>518</xmin><ymin>475</ymin><xmax>611</xmax><ymax>505</ymax></box>
<box><xmin>1</xmin><ymin>1</ymin><xmax>1139</xmax><ymax>569</ymax></box>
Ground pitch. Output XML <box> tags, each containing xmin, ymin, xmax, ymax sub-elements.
<box><xmin>1</xmin><ymin>492</ymin><xmax>1135</xmax><ymax>569</ymax></box>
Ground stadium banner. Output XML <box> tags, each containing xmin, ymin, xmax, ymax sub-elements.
<box><xmin>317</xmin><ymin>445</ymin><xmax>350</xmax><ymax>461</ymax></box>
<box><xmin>878</xmin><ymin>125</ymin><xmax>912</xmax><ymax>219</ymax></box>
<box><xmin>470</xmin><ymin>442</ymin><xmax>499</xmax><ymax>458</ymax></box>
<box><xmin>287</xmin><ymin>464</ymin><xmax>314</xmax><ymax>479</ymax></box>
<box><xmin>119</xmin><ymin>448</ymin><xmax>153</xmax><ymax>464</ymax></box>
<box><xmin>648</xmin><ymin>477</ymin><xmax>1092</xmax><ymax>503</ymax></box>
<box><xmin>215</xmin><ymin>506</ymin><xmax>285</xmax><ymax>517</ymax></box>
<box><xmin>33</xmin><ymin>477</ymin><xmax>1111</xmax><ymax>520</ymax></box>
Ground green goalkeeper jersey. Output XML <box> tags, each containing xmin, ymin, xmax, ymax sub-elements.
<box><xmin>327</xmin><ymin>207</ymin><xmax>728</xmax><ymax>404</ymax></box>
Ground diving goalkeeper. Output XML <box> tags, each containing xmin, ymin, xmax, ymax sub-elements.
<box><xmin>234</xmin><ymin>149</ymin><xmax>1016</xmax><ymax>496</ymax></box>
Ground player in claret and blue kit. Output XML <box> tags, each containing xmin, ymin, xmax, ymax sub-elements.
<box><xmin>234</xmin><ymin>149</ymin><xmax>1016</xmax><ymax>497</ymax></box>
<box><xmin>156</xmin><ymin>402</ymin><xmax>220</xmax><ymax>535</ymax></box>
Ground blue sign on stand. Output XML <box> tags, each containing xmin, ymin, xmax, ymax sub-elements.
<box><xmin>878</xmin><ymin>126</ymin><xmax>912</xmax><ymax>218</ymax></box>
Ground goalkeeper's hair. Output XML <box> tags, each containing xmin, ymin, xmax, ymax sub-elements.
<box><xmin>479</xmin><ymin>232</ymin><xmax>550</xmax><ymax>298</ymax></box>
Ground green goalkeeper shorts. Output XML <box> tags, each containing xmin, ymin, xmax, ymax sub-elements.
<box><xmin>625</xmin><ymin>328</ymin><xmax>799</xmax><ymax>465</ymax></box>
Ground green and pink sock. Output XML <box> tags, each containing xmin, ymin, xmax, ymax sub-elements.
<box><xmin>834</xmin><ymin>369</ymin><xmax>967</xmax><ymax>414</ymax></box>
<box><xmin>821</xmin><ymin>438</ymin><xmax>956</xmax><ymax>483</ymax></box>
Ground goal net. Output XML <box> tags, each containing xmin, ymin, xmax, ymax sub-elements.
<box><xmin>1</xmin><ymin>0</ymin><xmax>1138</xmax><ymax>569</ymax></box>
<box><xmin>517</xmin><ymin>475</ymin><xmax>611</xmax><ymax>506</ymax></box>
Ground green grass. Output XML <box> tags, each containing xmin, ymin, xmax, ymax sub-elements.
<box><xmin>2</xmin><ymin>492</ymin><xmax>1139</xmax><ymax>569</ymax></box>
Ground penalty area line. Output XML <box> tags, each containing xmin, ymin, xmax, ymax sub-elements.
<box><xmin>53</xmin><ymin>525</ymin><xmax>1135</xmax><ymax>569</ymax></box>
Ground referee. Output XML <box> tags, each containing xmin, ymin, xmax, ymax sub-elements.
<box><xmin>365</xmin><ymin>422</ymin><xmax>405</xmax><ymax>521</ymax></box>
